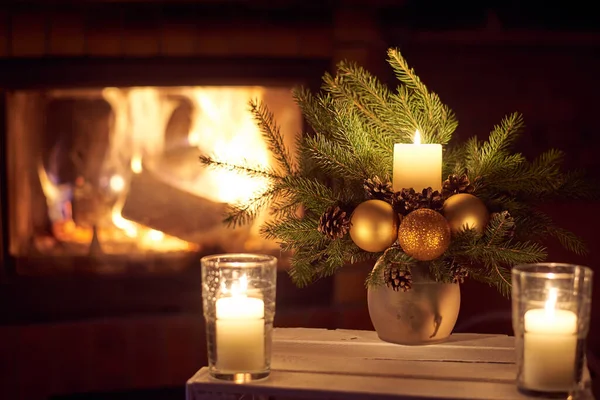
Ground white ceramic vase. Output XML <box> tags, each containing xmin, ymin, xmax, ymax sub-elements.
<box><xmin>367</xmin><ymin>261</ymin><xmax>461</xmax><ymax>345</ymax></box>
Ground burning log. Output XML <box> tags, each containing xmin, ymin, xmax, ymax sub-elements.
<box><xmin>121</xmin><ymin>165</ymin><xmax>247</xmax><ymax>247</ymax></box>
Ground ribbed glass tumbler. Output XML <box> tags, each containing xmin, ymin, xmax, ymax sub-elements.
<box><xmin>201</xmin><ymin>253</ymin><xmax>277</xmax><ymax>383</ymax></box>
<box><xmin>512</xmin><ymin>263</ymin><xmax>593</xmax><ymax>398</ymax></box>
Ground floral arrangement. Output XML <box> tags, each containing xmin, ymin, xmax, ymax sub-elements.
<box><xmin>200</xmin><ymin>48</ymin><xmax>592</xmax><ymax>296</ymax></box>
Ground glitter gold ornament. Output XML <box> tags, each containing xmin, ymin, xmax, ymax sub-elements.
<box><xmin>397</xmin><ymin>209</ymin><xmax>451</xmax><ymax>261</ymax></box>
<box><xmin>442</xmin><ymin>193</ymin><xmax>489</xmax><ymax>235</ymax></box>
<box><xmin>349</xmin><ymin>200</ymin><xmax>399</xmax><ymax>252</ymax></box>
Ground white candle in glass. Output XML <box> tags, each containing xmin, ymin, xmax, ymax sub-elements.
<box><xmin>523</xmin><ymin>288</ymin><xmax>578</xmax><ymax>392</ymax></box>
<box><xmin>215</xmin><ymin>275</ymin><xmax>265</xmax><ymax>372</ymax></box>
<box><xmin>393</xmin><ymin>130</ymin><xmax>442</xmax><ymax>192</ymax></box>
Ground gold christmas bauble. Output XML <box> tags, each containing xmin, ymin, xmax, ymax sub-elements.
<box><xmin>349</xmin><ymin>200</ymin><xmax>399</xmax><ymax>252</ymax></box>
<box><xmin>442</xmin><ymin>193</ymin><xmax>489</xmax><ymax>235</ymax></box>
<box><xmin>397</xmin><ymin>209</ymin><xmax>451</xmax><ymax>261</ymax></box>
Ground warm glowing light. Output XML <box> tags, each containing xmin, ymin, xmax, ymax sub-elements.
<box><xmin>186</xmin><ymin>87</ymin><xmax>271</xmax><ymax>205</ymax></box>
<box><xmin>188</xmin><ymin>132</ymin><xmax>200</xmax><ymax>147</ymax></box>
<box><xmin>109</xmin><ymin>175</ymin><xmax>126</xmax><ymax>192</ymax></box>
<box><xmin>414</xmin><ymin>129</ymin><xmax>421</xmax><ymax>145</ymax></box>
<box><xmin>112</xmin><ymin>209</ymin><xmax>137</xmax><ymax>238</ymax></box>
<box><xmin>221</xmin><ymin>274</ymin><xmax>249</xmax><ymax>297</ymax></box>
<box><xmin>38</xmin><ymin>86</ymin><xmax>298</xmax><ymax>255</ymax></box>
<box><xmin>545</xmin><ymin>287</ymin><xmax>558</xmax><ymax>316</ymax></box>
<box><xmin>131</xmin><ymin>156</ymin><xmax>143</xmax><ymax>174</ymax></box>
<box><xmin>148</xmin><ymin>229</ymin><xmax>164</xmax><ymax>241</ymax></box>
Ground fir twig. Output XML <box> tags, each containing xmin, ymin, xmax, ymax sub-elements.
<box><xmin>249</xmin><ymin>99</ymin><xmax>295</xmax><ymax>175</ymax></box>
<box><xmin>199</xmin><ymin>155</ymin><xmax>281</xmax><ymax>180</ymax></box>
<box><xmin>223</xmin><ymin>187</ymin><xmax>278</xmax><ymax>228</ymax></box>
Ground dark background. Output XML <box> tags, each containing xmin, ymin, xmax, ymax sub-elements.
<box><xmin>1</xmin><ymin>1</ymin><xmax>599</xmax><ymax>399</ymax></box>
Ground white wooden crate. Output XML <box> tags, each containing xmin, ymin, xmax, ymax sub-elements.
<box><xmin>187</xmin><ymin>328</ymin><xmax>593</xmax><ymax>400</ymax></box>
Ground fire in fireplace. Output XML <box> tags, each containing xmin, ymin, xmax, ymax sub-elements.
<box><xmin>7</xmin><ymin>86</ymin><xmax>301</xmax><ymax>258</ymax></box>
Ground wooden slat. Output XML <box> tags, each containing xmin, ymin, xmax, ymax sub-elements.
<box><xmin>271</xmin><ymin>329</ymin><xmax>515</xmax><ymax>364</ymax></box>
<box><xmin>274</xmin><ymin>328</ymin><xmax>514</xmax><ymax>348</ymax></box>
<box><xmin>271</xmin><ymin>353</ymin><xmax>516</xmax><ymax>383</ymax></box>
<box><xmin>273</xmin><ymin>340</ymin><xmax>515</xmax><ymax>364</ymax></box>
<box><xmin>188</xmin><ymin>367</ymin><xmax>529</xmax><ymax>400</ymax></box>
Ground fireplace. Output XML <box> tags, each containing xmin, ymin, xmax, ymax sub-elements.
<box><xmin>0</xmin><ymin>54</ymin><xmax>334</xmax><ymax>278</ymax></box>
<box><xmin>7</xmin><ymin>85</ymin><xmax>301</xmax><ymax>260</ymax></box>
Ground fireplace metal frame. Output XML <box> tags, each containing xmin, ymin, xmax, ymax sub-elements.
<box><xmin>0</xmin><ymin>56</ymin><xmax>330</xmax><ymax>89</ymax></box>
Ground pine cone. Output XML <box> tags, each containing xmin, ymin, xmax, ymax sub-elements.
<box><xmin>442</xmin><ymin>173</ymin><xmax>475</xmax><ymax>198</ymax></box>
<box><xmin>392</xmin><ymin>188</ymin><xmax>444</xmax><ymax>216</ymax></box>
<box><xmin>450</xmin><ymin>264</ymin><xmax>469</xmax><ymax>284</ymax></box>
<box><xmin>364</xmin><ymin>176</ymin><xmax>394</xmax><ymax>203</ymax></box>
<box><xmin>318</xmin><ymin>205</ymin><xmax>351</xmax><ymax>239</ymax></box>
<box><xmin>384</xmin><ymin>264</ymin><xmax>412</xmax><ymax>292</ymax></box>
<box><xmin>418</xmin><ymin>187</ymin><xmax>444</xmax><ymax>211</ymax></box>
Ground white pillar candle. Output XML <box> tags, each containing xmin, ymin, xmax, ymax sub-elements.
<box><xmin>215</xmin><ymin>276</ymin><xmax>265</xmax><ymax>372</ymax></box>
<box><xmin>523</xmin><ymin>288</ymin><xmax>578</xmax><ymax>392</ymax></box>
<box><xmin>393</xmin><ymin>130</ymin><xmax>442</xmax><ymax>192</ymax></box>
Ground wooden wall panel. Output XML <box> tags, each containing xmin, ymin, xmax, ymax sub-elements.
<box><xmin>10</xmin><ymin>11</ymin><xmax>47</xmax><ymax>57</ymax></box>
<box><xmin>48</xmin><ymin>10</ymin><xmax>86</xmax><ymax>56</ymax></box>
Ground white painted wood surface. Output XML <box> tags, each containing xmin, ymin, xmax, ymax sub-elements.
<box><xmin>187</xmin><ymin>328</ymin><xmax>594</xmax><ymax>400</ymax></box>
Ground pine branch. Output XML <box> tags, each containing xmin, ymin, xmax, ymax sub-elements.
<box><xmin>428</xmin><ymin>259</ymin><xmax>454</xmax><ymax>284</ymax></box>
<box><xmin>465</xmin><ymin>113</ymin><xmax>525</xmax><ymax>179</ymax></box>
<box><xmin>332</xmin><ymin>107</ymin><xmax>392</xmax><ymax>180</ymax></box>
<box><xmin>445</xmin><ymin>228</ymin><xmax>479</xmax><ymax>256</ymax></box>
<box><xmin>551</xmin><ymin>226</ymin><xmax>588</xmax><ymax>256</ymax></box>
<box><xmin>478</xmin><ymin>149</ymin><xmax>564</xmax><ymax>197</ymax></box>
<box><xmin>223</xmin><ymin>187</ymin><xmax>278</xmax><ymax>228</ymax></box>
<box><xmin>322</xmin><ymin>68</ymin><xmax>404</xmax><ymax>143</ymax></box>
<box><xmin>517</xmin><ymin>209</ymin><xmax>587</xmax><ymax>255</ymax></box>
<box><xmin>556</xmin><ymin>170</ymin><xmax>600</xmax><ymax>200</ymax></box>
<box><xmin>474</xmin><ymin>240</ymin><xmax>547</xmax><ymax>265</ymax></box>
<box><xmin>269</xmin><ymin>197</ymin><xmax>302</xmax><ymax>220</ymax></box>
<box><xmin>292</xmin><ymin>87</ymin><xmax>338</xmax><ymax>138</ymax></box>
<box><xmin>483</xmin><ymin>113</ymin><xmax>525</xmax><ymax>158</ymax></box>
<box><xmin>288</xmin><ymin>254</ymin><xmax>319</xmax><ymax>287</ymax></box>
<box><xmin>387</xmin><ymin>48</ymin><xmax>430</xmax><ymax>101</ymax></box>
<box><xmin>301</xmin><ymin>133</ymin><xmax>366</xmax><ymax>181</ymax></box>
<box><xmin>249</xmin><ymin>99</ymin><xmax>295</xmax><ymax>175</ymax></box>
<box><xmin>469</xmin><ymin>262</ymin><xmax>513</xmax><ymax>298</ymax></box>
<box><xmin>274</xmin><ymin>175</ymin><xmax>339</xmax><ymax>214</ymax></box>
<box><xmin>288</xmin><ymin>237</ymin><xmax>364</xmax><ymax>286</ymax></box>
<box><xmin>442</xmin><ymin>145</ymin><xmax>466</xmax><ymax>177</ymax></box>
<box><xmin>365</xmin><ymin>259</ymin><xmax>387</xmax><ymax>287</ymax></box>
<box><xmin>391</xmin><ymin>85</ymin><xmax>426</xmax><ymax>141</ymax></box>
<box><xmin>260</xmin><ymin>214</ymin><xmax>325</xmax><ymax>250</ymax></box>
<box><xmin>199</xmin><ymin>155</ymin><xmax>281</xmax><ymax>180</ymax></box>
<box><xmin>484</xmin><ymin>211</ymin><xmax>515</xmax><ymax>247</ymax></box>
<box><xmin>386</xmin><ymin>48</ymin><xmax>457</xmax><ymax>144</ymax></box>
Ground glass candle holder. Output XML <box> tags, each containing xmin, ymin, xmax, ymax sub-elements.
<box><xmin>512</xmin><ymin>263</ymin><xmax>593</xmax><ymax>398</ymax></box>
<box><xmin>201</xmin><ymin>253</ymin><xmax>277</xmax><ymax>383</ymax></box>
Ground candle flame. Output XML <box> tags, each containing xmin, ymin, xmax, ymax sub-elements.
<box><xmin>413</xmin><ymin>129</ymin><xmax>421</xmax><ymax>145</ymax></box>
<box><xmin>545</xmin><ymin>287</ymin><xmax>558</xmax><ymax>316</ymax></box>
